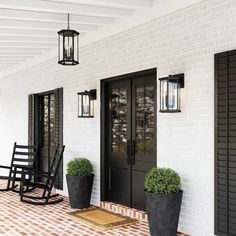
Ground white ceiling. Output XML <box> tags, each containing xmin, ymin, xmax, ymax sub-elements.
<box><xmin>0</xmin><ymin>0</ymin><xmax>204</xmax><ymax>77</ymax></box>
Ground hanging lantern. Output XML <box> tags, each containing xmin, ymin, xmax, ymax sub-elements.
<box><xmin>58</xmin><ymin>14</ymin><xmax>79</xmax><ymax>65</ymax></box>
<box><xmin>78</xmin><ymin>90</ymin><xmax>97</xmax><ymax>118</ymax></box>
<box><xmin>159</xmin><ymin>73</ymin><xmax>184</xmax><ymax>112</ymax></box>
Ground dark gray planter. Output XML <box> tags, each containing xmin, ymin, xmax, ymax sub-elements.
<box><xmin>145</xmin><ymin>190</ymin><xmax>183</xmax><ymax>236</ymax></box>
<box><xmin>66</xmin><ymin>174</ymin><xmax>94</xmax><ymax>209</ymax></box>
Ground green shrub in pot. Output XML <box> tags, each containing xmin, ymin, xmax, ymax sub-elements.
<box><xmin>67</xmin><ymin>158</ymin><xmax>93</xmax><ymax>176</ymax></box>
<box><xmin>66</xmin><ymin>158</ymin><xmax>94</xmax><ymax>209</ymax></box>
<box><xmin>145</xmin><ymin>167</ymin><xmax>181</xmax><ymax>194</ymax></box>
<box><xmin>144</xmin><ymin>167</ymin><xmax>182</xmax><ymax>236</ymax></box>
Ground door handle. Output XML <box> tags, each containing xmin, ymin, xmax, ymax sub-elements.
<box><xmin>126</xmin><ymin>140</ymin><xmax>131</xmax><ymax>165</ymax></box>
<box><xmin>131</xmin><ymin>140</ymin><xmax>136</xmax><ymax>165</ymax></box>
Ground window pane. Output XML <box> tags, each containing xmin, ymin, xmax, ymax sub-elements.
<box><xmin>111</xmin><ymin>88</ymin><xmax>127</xmax><ymax>153</ymax></box>
<box><xmin>43</xmin><ymin>96</ymin><xmax>49</xmax><ymax>147</ymax></box>
<box><xmin>136</xmin><ymin>84</ymin><xmax>155</xmax><ymax>155</ymax></box>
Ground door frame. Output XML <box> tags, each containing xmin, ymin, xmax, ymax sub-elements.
<box><xmin>29</xmin><ymin>88</ymin><xmax>64</xmax><ymax>190</ymax></box>
<box><xmin>100</xmin><ymin>68</ymin><xmax>157</xmax><ymax>201</ymax></box>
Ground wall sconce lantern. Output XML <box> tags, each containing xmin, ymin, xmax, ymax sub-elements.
<box><xmin>58</xmin><ymin>13</ymin><xmax>79</xmax><ymax>65</ymax></box>
<box><xmin>78</xmin><ymin>90</ymin><xmax>97</xmax><ymax>118</ymax></box>
<box><xmin>159</xmin><ymin>73</ymin><xmax>184</xmax><ymax>113</ymax></box>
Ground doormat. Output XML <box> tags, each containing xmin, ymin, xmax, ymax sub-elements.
<box><xmin>67</xmin><ymin>208</ymin><xmax>137</xmax><ymax>230</ymax></box>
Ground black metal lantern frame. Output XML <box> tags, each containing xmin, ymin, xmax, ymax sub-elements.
<box><xmin>159</xmin><ymin>73</ymin><xmax>184</xmax><ymax>113</ymax></box>
<box><xmin>78</xmin><ymin>89</ymin><xmax>97</xmax><ymax>118</ymax></box>
<box><xmin>58</xmin><ymin>14</ymin><xmax>79</xmax><ymax>66</ymax></box>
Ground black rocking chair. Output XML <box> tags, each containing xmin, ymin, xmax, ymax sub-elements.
<box><xmin>0</xmin><ymin>142</ymin><xmax>38</xmax><ymax>192</ymax></box>
<box><xmin>20</xmin><ymin>145</ymin><xmax>65</xmax><ymax>205</ymax></box>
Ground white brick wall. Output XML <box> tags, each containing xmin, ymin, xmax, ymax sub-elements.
<box><xmin>1</xmin><ymin>0</ymin><xmax>236</xmax><ymax>234</ymax></box>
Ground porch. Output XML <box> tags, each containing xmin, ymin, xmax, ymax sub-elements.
<box><xmin>0</xmin><ymin>0</ymin><xmax>236</xmax><ymax>235</ymax></box>
<box><xmin>0</xmin><ymin>181</ymin><xmax>188</xmax><ymax>236</ymax></box>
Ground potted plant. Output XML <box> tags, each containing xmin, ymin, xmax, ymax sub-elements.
<box><xmin>66</xmin><ymin>158</ymin><xmax>94</xmax><ymax>209</ymax></box>
<box><xmin>145</xmin><ymin>167</ymin><xmax>182</xmax><ymax>236</ymax></box>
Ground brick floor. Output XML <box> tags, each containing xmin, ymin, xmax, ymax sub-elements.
<box><xmin>0</xmin><ymin>181</ymin><xmax>189</xmax><ymax>236</ymax></box>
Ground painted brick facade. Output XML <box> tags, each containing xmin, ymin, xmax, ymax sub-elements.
<box><xmin>0</xmin><ymin>0</ymin><xmax>236</xmax><ymax>235</ymax></box>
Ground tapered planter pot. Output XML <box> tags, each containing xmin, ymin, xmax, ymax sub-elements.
<box><xmin>145</xmin><ymin>190</ymin><xmax>183</xmax><ymax>236</ymax></box>
<box><xmin>66</xmin><ymin>174</ymin><xmax>94</xmax><ymax>209</ymax></box>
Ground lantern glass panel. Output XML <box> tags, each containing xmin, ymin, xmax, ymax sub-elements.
<box><xmin>90</xmin><ymin>99</ymin><xmax>94</xmax><ymax>117</ymax></box>
<box><xmin>168</xmin><ymin>79</ymin><xmax>178</xmax><ymax>111</ymax></box>
<box><xmin>59</xmin><ymin>34</ymin><xmax>63</xmax><ymax>61</ymax></box>
<box><xmin>160</xmin><ymin>79</ymin><xmax>168</xmax><ymax>111</ymax></box>
<box><xmin>78</xmin><ymin>94</ymin><xmax>82</xmax><ymax>117</ymax></box>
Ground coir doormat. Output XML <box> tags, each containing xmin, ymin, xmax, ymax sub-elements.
<box><xmin>67</xmin><ymin>208</ymin><xmax>137</xmax><ymax>230</ymax></box>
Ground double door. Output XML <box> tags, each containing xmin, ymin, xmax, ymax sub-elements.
<box><xmin>107</xmin><ymin>74</ymin><xmax>156</xmax><ymax>210</ymax></box>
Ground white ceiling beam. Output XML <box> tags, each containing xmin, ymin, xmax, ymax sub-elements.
<box><xmin>0</xmin><ymin>19</ymin><xmax>98</xmax><ymax>32</ymax></box>
<box><xmin>0</xmin><ymin>52</ymin><xmax>42</xmax><ymax>55</ymax></box>
<box><xmin>0</xmin><ymin>9</ymin><xmax>115</xmax><ymax>25</ymax></box>
<box><xmin>0</xmin><ymin>29</ymin><xmax>85</xmax><ymax>38</ymax></box>
<box><xmin>0</xmin><ymin>60</ymin><xmax>28</xmax><ymax>62</ymax></box>
<box><xmin>0</xmin><ymin>36</ymin><xmax>56</xmax><ymax>42</ymax></box>
<box><xmin>0</xmin><ymin>58</ymin><xmax>26</xmax><ymax>60</ymax></box>
<box><xmin>0</xmin><ymin>56</ymin><xmax>34</xmax><ymax>59</ymax></box>
<box><xmin>43</xmin><ymin>0</ymin><xmax>153</xmax><ymax>9</ymax></box>
<box><xmin>0</xmin><ymin>62</ymin><xmax>19</xmax><ymax>65</ymax></box>
<box><xmin>0</xmin><ymin>42</ymin><xmax>56</xmax><ymax>47</ymax></box>
<box><xmin>0</xmin><ymin>0</ymin><xmax>132</xmax><ymax>17</ymax></box>
<box><xmin>0</xmin><ymin>29</ymin><xmax>57</xmax><ymax>37</ymax></box>
<box><xmin>0</xmin><ymin>47</ymin><xmax>50</xmax><ymax>52</ymax></box>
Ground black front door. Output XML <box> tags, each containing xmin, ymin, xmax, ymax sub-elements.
<box><xmin>106</xmin><ymin>72</ymin><xmax>156</xmax><ymax>210</ymax></box>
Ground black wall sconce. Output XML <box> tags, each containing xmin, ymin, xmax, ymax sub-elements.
<box><xmin>78</xmin><ymin>90</ymin><xmax>97</xmax><ymax>118</ymax></box>
<box><xmin>159</xmin><ymin>73</ymin><xmax>184</xmax><ymax>113</ymax></box>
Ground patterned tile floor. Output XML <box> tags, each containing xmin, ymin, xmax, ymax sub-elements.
<box><xmin>0</xmin><ymin>181</ymin><xmax>188</xmax><ymax>236</ymax></box>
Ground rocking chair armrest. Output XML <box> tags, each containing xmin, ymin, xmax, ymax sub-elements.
<box><xmin>21</xmin><ymin>168</ymin><xmax>54</xmax><ymax>180</ymax></box>
<box><xmin>36</xmin><ymin>173</ymin><xmax>54</xmax><ymax>180</ymax></box>
<box><xmin>0</xmin><ymin>165</ymin><xmax>11</xmax><ymax>169</ymax></box>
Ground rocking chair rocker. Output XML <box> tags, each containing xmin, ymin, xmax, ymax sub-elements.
<box><xmin>20</xmin><ymin>145</ymin><xmax>65</xmax><ymax>205</ymax></box>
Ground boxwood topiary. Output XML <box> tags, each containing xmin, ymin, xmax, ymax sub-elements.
<box><xmin>67</xmin><ymin>158</ymin><xmax>93</xmax><ymax>176</ymax></box>
<box><xmin>145</xmin><ymin>167</ymin><xmax>181</xmax><ymax>194</ymax></box>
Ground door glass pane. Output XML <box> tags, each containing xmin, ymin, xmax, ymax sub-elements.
<box><xmin>111</xmin><ymin>88</ymin><xmax>127</xmax><ymax>153</ymax></box>
<box><xmin>136</xmin><ymin>84</ymin><xmax>155</xmax><ymax>155</ymax></box>
<box><xmin>43</xmin><ymin>96</ymin><xmax>49</xmax><ymax>147</ymax></box>
<box><xmin>50</xmin><ymin>94</ymin><xmax>55</xmax><ymax>146</ymax></box>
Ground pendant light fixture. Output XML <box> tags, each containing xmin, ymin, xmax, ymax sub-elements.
<box><xmin>58</xmin><ymin>13</ymin><xmax>79</xmax><ymax>65</ymax></box>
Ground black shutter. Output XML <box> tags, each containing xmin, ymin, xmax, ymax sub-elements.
<box><xmin>54</xmin><ymin>88</ymin><xmax>63</xmax><ymax>190</ymax></box>
<box><xmin>215</xmin><ymin>50</ymin><xmax>236</xmax><ymax>235</ymax></box>
<box><xmin>28</xmin><ymin>94</ymin><xmax>36</xmax><ymax>147</ymax></box>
